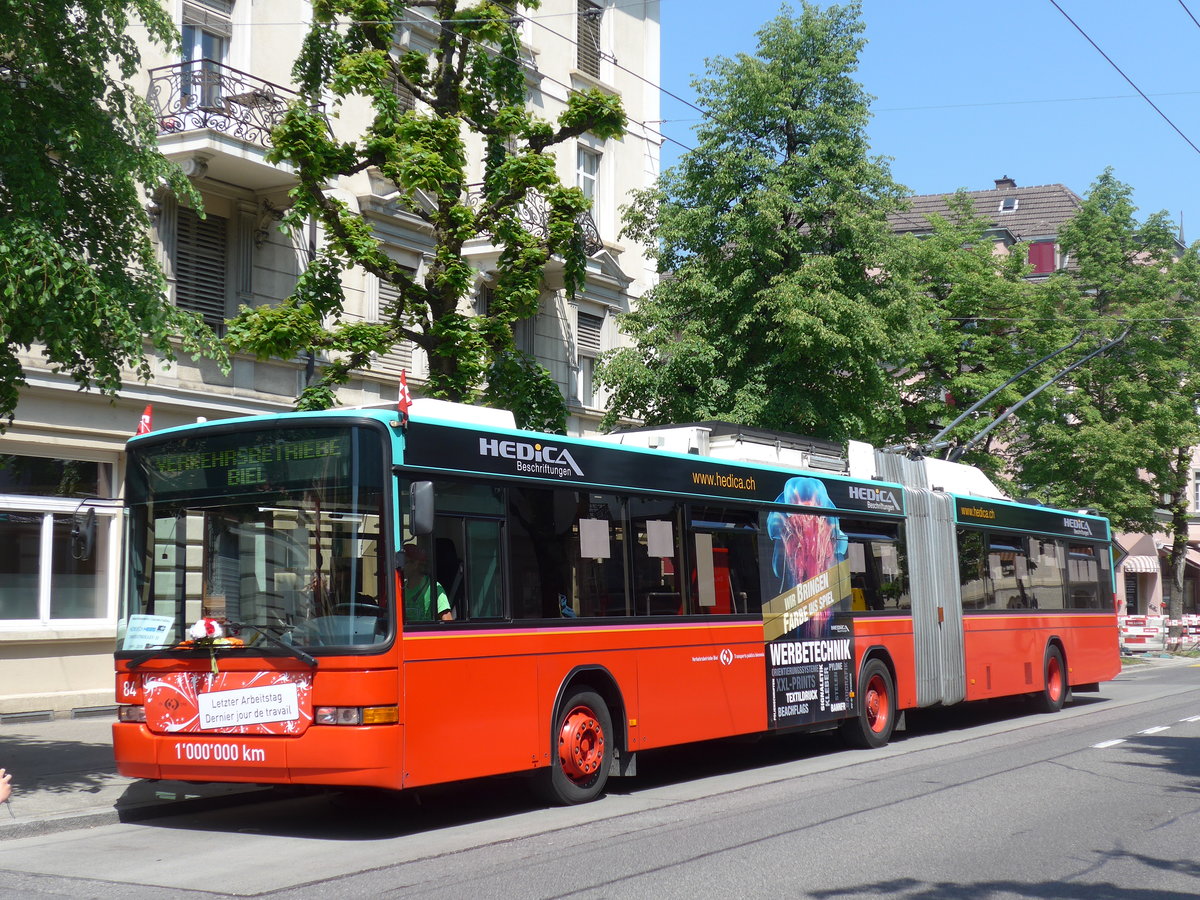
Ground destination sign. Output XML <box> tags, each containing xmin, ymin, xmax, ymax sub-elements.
<box><xmin>128</xmin><ymin>427</ymin><xmax>368</xmax><ymax>501</ymax></box>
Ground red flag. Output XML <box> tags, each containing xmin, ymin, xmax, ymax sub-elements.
<box><xmin>397</xmin><ymin>370</ymin><xmax>412</xmax><ymax>425</ymax></box>
<box><xmin>135</xmin><ymin>404</ymin><xmax>153</xmax><ymax>435</ymax></box>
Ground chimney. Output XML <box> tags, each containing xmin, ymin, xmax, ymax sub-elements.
<box><xmin>995</xmin><ymin>176</ymin><xmax>1016</xmax><ymax>189</ymax></box>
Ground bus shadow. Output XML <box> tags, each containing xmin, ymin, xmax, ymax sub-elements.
<box><xmin>128</xmin><ymin>695</ymin><xmax>1103</xmax><ymax>840</ymax></box>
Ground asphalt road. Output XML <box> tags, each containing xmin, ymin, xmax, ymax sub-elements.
<box><xmin>0</xmin><ymin>659</ymin><xmax>1197</xmax><ymax>899</ymax></box>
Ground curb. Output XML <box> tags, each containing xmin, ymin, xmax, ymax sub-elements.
<box><xmin>0</xmin><ymin>783</ymin><xmax>276</xmax><ymax>841</ymax></box>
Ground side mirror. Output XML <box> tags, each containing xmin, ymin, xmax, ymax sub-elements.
<box><xmin>410</xmin><ymin>481</ymin><xmax>434</xmax><ymax>536</ymax></box>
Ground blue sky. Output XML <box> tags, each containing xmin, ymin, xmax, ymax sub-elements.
<box><xmin>656</xmin><ymin>0</ymin><xmax>1200</xmax><ymax>238</ymax></box>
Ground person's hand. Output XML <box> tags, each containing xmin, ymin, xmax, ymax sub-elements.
<box><xmin>0</xmin><ymin>768</ymin><xmax>11</xmax><ymax>804</ymax></box>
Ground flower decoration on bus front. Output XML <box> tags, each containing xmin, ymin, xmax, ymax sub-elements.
<box><xmin>767</xmin><ymin>476</ymin><xmax>848</xmax><ymax>590</ymax></box>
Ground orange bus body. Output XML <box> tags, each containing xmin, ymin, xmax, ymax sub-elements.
<box><xmin>114</xmin><ymin>610</ymin><xmax>1118</xmax><ymax>789</ymax></box>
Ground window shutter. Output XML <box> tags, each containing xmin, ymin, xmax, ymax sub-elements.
<box><xmin>1028</xmin><ymin>241</ymin><xmax>1056</xmax><ymax>274</ymax></box>
<box><xmin>374</xmin><ymin>280</ymin><xmax>414</xmax><ymax>374</ymax></box>
<box><xmin>386</xmin><ymin>71</ymin><xmax>416</xmax><ymax>111</ymax></box>
<box><xmin>175</xmin><ymin>207</ymin><xmax>227</xmax><ymax>331</ymax></box>
<box><xmin>577</xmin><ymin>0</ymin><xmax>602</xmax><ymax>78</ymax></box>
<box><xmin>577</xmin><ymin>312</ymin><xmax>603</xmax><ymax>357</ymax></box>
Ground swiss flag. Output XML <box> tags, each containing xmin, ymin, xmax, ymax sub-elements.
<box><xmin>397</xmin><ymin>370</ymin><xmax>412</xmax><ymax>425</ymax></box>
<box><xmin>135</xmin><ymin>404</ymin><xmax>153</xmax><ymax>435</ymax></box>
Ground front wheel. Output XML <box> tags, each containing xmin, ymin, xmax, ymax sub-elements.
<box><xmin>1034</xmin><ymin>644</ymin><xmax>1067</xmax><ymax>713</ymax></box>
<box><xmin>840</xmin><ymin>658</ymin><xmax>895</xmax><ymax>749</ymax></box>
<box><xmin>539</xmin><ymin>689</ymin><xmax>612</xmax><ymax>805</ymax></box>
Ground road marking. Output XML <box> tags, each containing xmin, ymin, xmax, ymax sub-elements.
<box><xmin>1138</xmin><ymin>726</ymin><xmax>1170</xmax><ymax>735</ymax></box>
<box><xmin>1093</xmin><ymin>739</ymin><xmax>1127</xmax><ymax>748</ymax></box>
<box><xmin>1180</xmin><ymin>715</ymin><xmax>1200</xmax><ymax>723</ymax></box>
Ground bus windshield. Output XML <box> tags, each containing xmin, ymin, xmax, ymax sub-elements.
<box><xmin>117</xmin><ymin>423</ymin><xmax>389</xmax><ymax>654</ymax></box>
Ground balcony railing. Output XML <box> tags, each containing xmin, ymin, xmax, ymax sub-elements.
<box><xmin>467</xmin><ymin>185</ymin><xmax>604</xmax><ymax>257</ymax></box>
<box><xmin>147</xmin><ymin>60</ymin><xmax>299</xmax><ymax>149</ymax></box>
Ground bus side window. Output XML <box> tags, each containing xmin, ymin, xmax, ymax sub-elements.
<box><xmin>1068</xmin><ymin>542</ymin><xmax>1102</xmax><ymax>609</ymax></box>
<box><xmin>630</xmin><ymin>497</ymin><xmax>684</xmax><ymax>616</ymax></box>
<box><xmin>841</xmin><ymin>520</ymin><xmax>908</xmax><ymax>612</ymax></box>
<box><xmin>957</xmin><ymin>528</ymin><xmax>987</xmax><ymax>610</ymax></box>
<box><xmin>570</xmin><ymin>493</ymin><xmax>628</xmax><ymax>618</ymax></box>
<box><xmin>426</xmin><ymin>480</ymin><xmax>505</xmax><ymax>622</ymax></box>
<box><xmin>688</xmin><ymin>505</ymin><xmax>760</xmax><ymax>615</ymax></box>
<box><xmin>989</xmin><ymin>534</ymin><xmax>1033</xmax><ymax>610</ymax></box>
<box><xmin>507</xmin><ymin>484</ymin><xmax>572</xmax><ymax>619</ymax></box>
<box><xmin>1029</xmin><ymin>538</ymin><xmax>1065</xmax><ymax>610</ymax></box>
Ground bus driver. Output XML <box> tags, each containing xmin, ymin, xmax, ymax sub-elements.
<box><xmin>402</xmin><ymin>544</ymin><xmax>453</xmax><ymax>623</ymax></box>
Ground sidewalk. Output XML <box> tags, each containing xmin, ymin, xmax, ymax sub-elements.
<box><xmin>0</xmin><ymin>714</ymin><xmax>269</xmax><ymax>840</ymax></box>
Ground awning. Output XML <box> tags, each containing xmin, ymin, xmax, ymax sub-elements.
<box><xmin>1122</xmin><ymin>555</ymin><xmax>1160</xmax><ymax>573</ymax></box>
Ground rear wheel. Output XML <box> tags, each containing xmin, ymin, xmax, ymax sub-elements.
<box><xmin>540</xmin><ymin>689</ymin><xmax>612</xmax><ymax>805</ymax></box>
<box><xmin>1034</xmin><ymin>644</ymin><xmax>1067</xmax><ymax>713</ymax></box>
<box><xmin>840</xmin><ymin>658</ymin><xmax>895</xmax><ymax>749</ymax></box>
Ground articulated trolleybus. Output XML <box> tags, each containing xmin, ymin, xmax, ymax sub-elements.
<box><xmin>114</xmin><ymin>400</ymin><xmax>1120</xmax><ymax>804</ymax></box>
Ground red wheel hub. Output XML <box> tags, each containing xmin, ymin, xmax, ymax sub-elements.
<box><xmin>1047</xmin><ymin>654</ymin><xmax>1064</xmax><ymax>702</ymax></box>
<box><xmin>864</xmin><ymin>674</ymin><xmax>890</xmax><ymax>734</ymax></box>
<box><xmin>557</xmin><ymin>705</ymin><xmax>605</xmax><ymax>783</ymax></box>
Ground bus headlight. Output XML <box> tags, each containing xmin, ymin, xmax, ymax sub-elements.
<box><xmin>315</xmin><ymin>706</ymin><xmax>399</xmax><ymax>726</ymax></box>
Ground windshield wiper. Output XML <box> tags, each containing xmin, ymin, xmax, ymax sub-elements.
<box><xmin>228</xmin><ymin>622</ymin><xmax>318</xmax><ymax>669</ymax></box>
<box><xmin>125</xmin><ymin>641</ymin><xmax>194</xmax><ymax>670</ymax></box>
<box><xmin>125</xmin><ymin>625</ymin><xmax>318</xmax><ymax>670</ymax></box>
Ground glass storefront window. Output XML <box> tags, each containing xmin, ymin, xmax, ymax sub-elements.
<box><xmin>0</xmin><ymin>505</ymin><xmax>115</xmax><ymax>623</ymax></box>
<box><xmin>0</xmin><ymin>513</ymin><xmax>43</xmax><ymax>619</ymax></box>
<box><xmin>50</xmin><ymin>514</ymin><xmax>106</xmax><ymax>619</ymax></box>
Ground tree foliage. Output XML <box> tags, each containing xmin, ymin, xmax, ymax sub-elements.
<box><xmin>0</xmin><ymin>0</ymin><xmax>225</xmax><ymax>427</ymax></box>
<box><xmin>597</xmin><ymin>2</ymin><xmax>916</xmax><ymax>441</ymax></box>
<box><xmin>1007</xmin><ymin>171</ymin><xmax>1200</xmax><ymax>527</ymax></box>
<box><xmin>226</xmin><ymin>0</ymin><xmax>625</xmax><ymax>432</ymax></box>
<box><xmin>1005</xmin><ymin>170</ymin><xmax>1200</xmax><ymax>621</ymax></box>
<box><xmin>887</xmin><ymin>193</ymin><xmax>1036</xmax><ymax>462</ymax></box>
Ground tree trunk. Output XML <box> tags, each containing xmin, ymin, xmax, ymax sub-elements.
<box><xmin>1166</xmin><ymin>447</ymin><xmax>1191</xmax><ymax>651</ymax></box>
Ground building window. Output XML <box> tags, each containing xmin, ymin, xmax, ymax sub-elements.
<box><xmin>175</xmin><ymin>206</ymin><xmax>229</xmax><ymax>333</ymax></box>
<box><xmin>0</xmin><ymin>504</ymin><xmax>118</xmax><ymax>623</ymax></box>
<box><xmin>577</xmin><ymin>145</ymin><xmax>601</xmax><ymax>209</ymax></box>
<box><xmin>0</xmin><ymin>456</ymin><xmax>113</xmax><ymax>498</ymax></box>
<box><xmin>576</xmin><ymin>0</ymin><xmax>602</xmax><ymax>78</ymax></box>
<box><xmin>1192</xmin><ymin>471</ymin><xmax>1200</xmax><ymax>511</ymax></box>
<box><xmin>0</xmin><ymin>453</ymin><xmax>118</xmax><ymax>624</ymax></box>
<box><xmin>476</xmin><ymin>283</ymin><xmax>493</xmax><ymax>317</ymax></box>
<box><xmin>1028</xmin><ymin>241</ymin><xmax>1056</xmax><ymax>274</ymax></box>
<box><xmin>576</xmin><ymin>311</ymin><xmax>603</xmax><ymax>407</ymax></box>
<box><xmin>513</xmin><ymin>317</ymin><xmax>535</xmax><ymax>356</ymax></box>
<box><xmin>181</xmin><ymin>1</ymin><xmax>232</xmax><ymax>109</ymax></box>
<box><xmin>998</xmin><ymin>197</ymin><xmax>1018</xmax><ymax>212</ymax></box>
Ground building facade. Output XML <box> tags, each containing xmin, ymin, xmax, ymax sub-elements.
<box><xmin>0</xmin><ymin>0</ymin><xmax>661</xmax><ymax>718</ymax></box>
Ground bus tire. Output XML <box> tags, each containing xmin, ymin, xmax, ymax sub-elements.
<box><xmin>541</xmin><ymin>689</ymin><xmax>612</xmax><ymax>805</ymax></box>
<box><xmin>840</xmin><ymin>658</ymin><xmax>895</xmax><ymax>749</ymax></box>
<box><xmin>1034</xmin><ymin>644</ymin><xmax>1067</xmax><ymax>714</ymax></box>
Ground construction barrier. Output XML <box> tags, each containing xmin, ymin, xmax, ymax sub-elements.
<box><xmin>1118</xmin><ymin>615</ymin><xmax>1167</xmax><ymax>652</ymax></box>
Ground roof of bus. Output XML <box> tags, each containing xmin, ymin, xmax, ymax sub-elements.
<box><xmin>126</xmin><ymin>407</ymin><xmax>1106</xmax><ymax>528</ymax></box>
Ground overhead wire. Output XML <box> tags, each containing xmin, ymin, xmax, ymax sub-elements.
<box><xmin>1177</xmin><ymin>0</ymin><xmax>1200</xmax><ymax>30</ymax></box>
<box><xmin>1048</xmin><ymin>0</ymin><xmax>1200</xmax><ymax>158</ymax></box>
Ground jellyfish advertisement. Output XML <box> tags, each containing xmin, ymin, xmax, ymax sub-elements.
<box><xmin>764</xmin><ymin>476</ymin><xmax>855</xmax><ymax>728</ymax></box>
